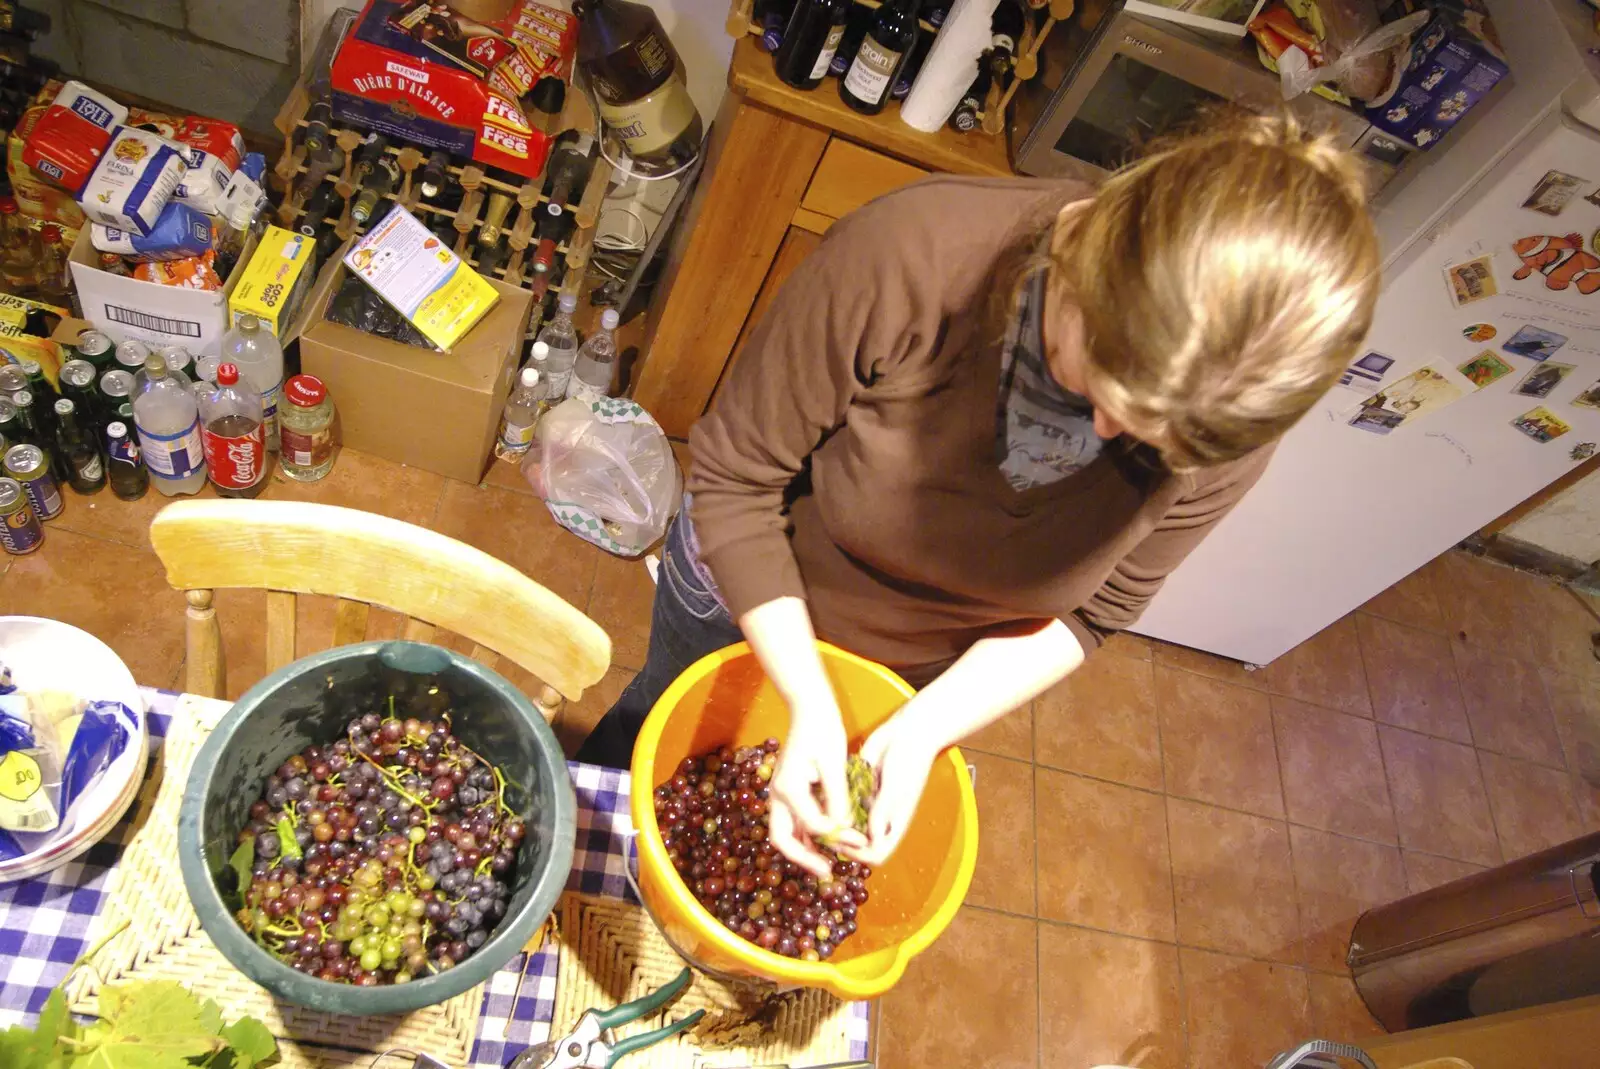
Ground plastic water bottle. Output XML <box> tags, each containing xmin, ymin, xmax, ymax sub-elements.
<box><xmin>220</xmin><ymin>313</ymin><xmax>285</xmax><ymax>452</ymax></box>
<box><xmin>536</xmin><ymin>292</ymin><xmax>580</xmax><ymax>399</ymax></box>
<box><xmin>199</xmin><ymin>363</ymin><xmax>268</xmax><ymax>498</ymax></box>
<box><xmin>567</xmin><ymin>308</ymin><xmax>619</xmax><ymax>403</ymax></box>
<box><xmin>132</xmin><ymin>354</ymin><xmax>205</xmax><ymax>496</ymax></box>
<box><xmin>494</xmin><ymin>367</ymin><xmax>551</xmax><ymax>462</ymax></box>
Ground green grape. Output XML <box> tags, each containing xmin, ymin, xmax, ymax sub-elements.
<box><xmin>407</xmin><ymin>899</ymin><xmax>426</xmax><ymax>919</ymax></box>
<box><xmin>367</xmin><ymin>905</ymin><xmax>391</xmax><ymax>927</ymax></box>
<box><xmin>382</xmin><ymin>937</ymin><xmax>403</xmax><ymax>959</ymax></box>
<box><xmin>393</xmin><ymin>971</ymin><xmax>413</xmax><ymax>984</ymax></box>
<box><xmin>359</xmin><ymin>947</ymin><xmax>383</xmax><ymax>971</ymax></box>
<box><xmin>385</xmin><ymin>890</ymin><xmax>410</xmax><ymax>912</ymax></box>
<box><xmin>350</xmin><ymin>934</ymin><xmax>369</xmax><ymax>956</ymax></box>
<box><xmin>416</xmin><ymin>874</ymin><xmax>436</xmax><ymax>891</ymax></box>
<box><xmin>407</xmin><ymin>826</ymin><xmax>426</xmax><ymax>844</ymax></box>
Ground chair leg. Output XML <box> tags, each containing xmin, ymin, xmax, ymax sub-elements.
<box><xmin>185</xmin><ymin>588</ymin><xmax>224</xmax><ymax>698</ymax></box>
<box><xmin>534</xmin><ymin>684</ymin><xmax>562</xmax><ymax>725</ymax></box>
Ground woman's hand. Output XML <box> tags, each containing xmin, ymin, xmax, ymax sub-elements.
<box><xmin>851</xmin><ymin>709</ymin><xmax>940</xmax><ymax>866</ymax></box>
<box><xmin>766</xmin><ymin>699</ymin><xmax>865</xmax><ymax>880</ymax></box>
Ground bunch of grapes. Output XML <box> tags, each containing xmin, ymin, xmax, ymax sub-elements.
<box><xmin>653</xmin><ymin>740</ymin><xmax>872</xmax><ymax>962</ymax></box>
<box><xmin>231</xmin><ymin>706</ymin><xmax>528</xmax><ymax>986</ymax></box>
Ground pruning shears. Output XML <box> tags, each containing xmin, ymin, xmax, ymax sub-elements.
<box><xmin>509</xmin><ymin>966</ymin><xmax>706</xmax><ymax>1069</ymax></box>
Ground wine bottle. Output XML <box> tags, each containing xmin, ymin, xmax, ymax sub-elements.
<box><xmin>891</xmin><ymin>3</ymin><xmax>945</xmax><ymax>100</ymax></box>
<box><xmin>574</xmin><ymin>0</ymin><xmax>703</xmax><ymax>171</ymax></box>
<box><xmin>755</xmin><ymin>0</ymin><xmax>794</xmax><ymax>53</ymax></box>
<box><xmin>950</xmin><ymin>55</ymin><xmax>991</xmax><ymax>132</ymax></box>
<box><xmin>828</xmin><ymin>2</ymin><xmax>876</xmax><ymax>78</ymax></box>
<box><xmin>773</xmin><ymin>0</ymin><xmax>851</xmax><ymax>91</ymax></box>
<box><xmin>839</xmin><ymin>0</ymin><xmax>921</xmax><ymax>115</ymax></box>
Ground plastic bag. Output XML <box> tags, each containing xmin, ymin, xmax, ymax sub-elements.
<box><xmin>522</xmin><ymin>397</ymin><xmax>682</xmax><ymax>557</ymax></box>
<box><xmin>0</xmin><ymin>696</ymin><xmax>133</xmax><ymax>862</ymax></box>
<box><xmin>1276</xmin><ymin>7</ymin><xmax>1429</xmax><ymax>102</ymax></box>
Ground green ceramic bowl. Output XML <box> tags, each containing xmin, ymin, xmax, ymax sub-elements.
<box><xmin>179</xmin><ymin>641</ymin><xmax>576</xmax><ymax>1014</ymax></box>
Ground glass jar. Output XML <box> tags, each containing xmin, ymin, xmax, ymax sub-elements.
<box><xmin>278</xmin><ymin>374</ymin><xmax>336</xmax><ymax>482</ymax></box>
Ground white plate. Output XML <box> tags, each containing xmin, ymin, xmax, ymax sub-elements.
<box><xmin>0</xmin><ymin>616</ymin><xmax>147</xmax><ymax>884</ymax></box>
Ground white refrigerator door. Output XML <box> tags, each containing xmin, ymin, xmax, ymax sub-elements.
<box><xmin>1131</xmin><ymin>110</ymin><xmax>1600</xmax><ymax>664</ymax></box>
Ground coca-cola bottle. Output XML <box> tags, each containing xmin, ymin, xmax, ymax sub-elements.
<box><xmin>199</xmin><ymin>362</ymin><xmax>267</xmax><ymax>498</ymax></box>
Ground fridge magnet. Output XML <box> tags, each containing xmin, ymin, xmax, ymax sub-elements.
<box><xmin>1338</xmin><ymin>350</ymin><xmax>1395</xmax><ymax>388</ymax></box>
<box><xmin>1511</xmin><ymin>406</ymin><xmax>1571</xmax><ymax>443</ymax></box>
<box><xmin>1445</xmin><ymin>255</ymin><xmax>1497</xmax><ymax>306</ymax></box>
<box><xmin>1511</xmin><ymin>234</ymin><xmax>1600</xmax><ymax>293</ymax></box>
<box><xmin>1514</xmin><ymin>362</ymin><xmax>1575</xmax><ymax>399</ymax></box>
<box><xmin>1522</xmin><ymin>171</ymin><xmax>1587</xmax><ymax>216</ymax></box>
<box><xmin>1588</xmin><ymin>187</ymin><xmax>1600</xmax><ymax>208</ymax></box>
<box><xmin>1572</xmin><ymin>378</ymin><xmax>1600</xmax><ymax>410</ymax></box>
<box><xmin>1458</xmin><ymin>350</ymin><xmax>1514</xmax><ymax>388</ymax></box>
<box><xmin>1572</xmin><ymin>442</ymin><xmax>1597</xmax><ymax>463</ymax></box>
<box><xmin>1462</xmin><ymin>323</ymin><xmax>1497</xmax><ymax>342</ymax></box>
<box><xmin>1348</xmin><ymin>365</ymin><xmax>1463</xmax><ymax>436</ymax></box>
<box><xmin>1502</xmin><ymin>324</ymin><xmax>1570</xmax><ymax>361</ymax></box>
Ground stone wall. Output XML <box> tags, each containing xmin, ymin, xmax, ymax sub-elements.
<box><xmin>29</xmin><ymin>0</ymin><xmax>300</xmax><ymax>135</ymax></box>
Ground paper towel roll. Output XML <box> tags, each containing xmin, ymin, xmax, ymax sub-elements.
<box><xmin>900</xmin><ymin>0</ymin><xmax>1002</xmax><ymax>134</ymax></box>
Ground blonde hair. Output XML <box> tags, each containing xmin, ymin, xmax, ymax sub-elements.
<box><xmin>1045</xmin><ymin>113</ymin><xmax>1380</xmax><ymax>472</ymax></box>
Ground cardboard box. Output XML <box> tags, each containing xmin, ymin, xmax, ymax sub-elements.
<box><xmin>67</xmin><ymin>227</ymin><xmax>258</xmax><ymax>356</ymax></box>
<box><xmin>299</xmin><ymin>265</ymin><xmax>530</xmax><ymax>482</ymax></box>
<box><xmin>1366</xmin><ymin>8</ymin><xmax>1508</xmax><ymax>149</ymax></box>
<box><xmin>0</xmin><ymin>298</ymin><xmax>75</xmax><ymax>387</ymax></box>
<box><xmin>329</xmin><ymin>0</ymin><xmax>572</xmax><ymax>181</ymax></box>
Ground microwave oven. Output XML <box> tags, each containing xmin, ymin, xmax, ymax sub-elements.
<box><xmin>1010</xmin><ymin>4</ymin><xmax>1401</xmax><ymax>188</ymax></box>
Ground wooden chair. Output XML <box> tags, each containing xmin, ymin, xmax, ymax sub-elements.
<box><xmin>149</xmin><ymin>499</ymin><xmax>612</xmax><ymax>720</ymax></box>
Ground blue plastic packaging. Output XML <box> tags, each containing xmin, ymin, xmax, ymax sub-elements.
<box><xmin>91</xmin><ymin>198</ymin><xmax>213</xmax><ymax>262</ymax></box>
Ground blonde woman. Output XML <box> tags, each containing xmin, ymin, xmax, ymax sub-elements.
<box><xmin>577</xmin><ymin>115</ymin><xmax>1380</xmax><ymax>878</ymax></box>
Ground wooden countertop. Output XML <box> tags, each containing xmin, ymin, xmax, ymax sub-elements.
<box><xmin>727</xmin><ymin>37</ymin><xmax>1014</xmax><ymax>177</ymax></box>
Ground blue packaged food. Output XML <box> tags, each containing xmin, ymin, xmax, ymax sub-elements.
<box><xmin>91</xmin><ymin>198</ymin><xmax>213</xmax><ymax>262</ymax></box>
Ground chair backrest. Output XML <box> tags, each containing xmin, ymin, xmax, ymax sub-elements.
<box><xmin>149</xmin><ymin>499</ymin><xmax>611</xmax><ymax>716</ymax></box>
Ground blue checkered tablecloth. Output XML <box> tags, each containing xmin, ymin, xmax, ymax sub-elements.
<box><xmin>0</xmin><ymin>689</ymin><xmax>870</xmax><ymax>1067</ymax></box>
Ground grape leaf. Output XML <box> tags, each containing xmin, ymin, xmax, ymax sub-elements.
<box><xmin>0</xmin><ymin>987</ymin><xmax>74</xmax><ymax>1069</ymax></box>
<box><xmin>227</xmin><ymin>840</ymin><xmax>254</xmax><ymax>898</ymax></box>
<box><xmin>198</xmin><ymin>999</ymin><xmax>223</xmax><ymax>1037</ymax></box>
<box><xmin>76</xmin><ymin>981</ymin><xmax>221</xmax><ymax>1069</ymax></box>
<box><xmin>219</xmin><ymin>1018</ymin><xmax>276</xmax><ymax>1069</ymax></box>
<box><xmin>274</xmin><ymin>818</ymin><xmax>301</xmax><ymax>861</ymax></box>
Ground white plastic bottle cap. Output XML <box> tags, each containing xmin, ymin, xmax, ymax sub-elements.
<box><xmin>520</xmin><ymin>368</ymin><xmax>540</xmax><ymax>387</ymax></box>
<box><xmin>600</xmin><ymin>309</ymin><xmax>619</xmax><ymax>330</ymax></box>
<box><xmin>558</xmin><ymin>292</ymin><xmax>578</xmax><ymax>313</ymax></box>
<box><xmin>531</xmin><ymin>340</ymin><xmax>549</xmax><ymax>358</ymax></box>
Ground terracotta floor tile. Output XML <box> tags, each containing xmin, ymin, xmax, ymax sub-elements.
<box><xmin>1102</xmin><ymin>630</ymin><xmax>1153</xmax><ymax>661</ymax></box>
<box><xmin>953</xmin><ymin>700</ymin><xmax>1030</xmax><ymax>758</ymax></box>
<box><xmin>1157</xmin><ymin>666</ymin><xmax>1284</xmax><ymax>818</ymax></box>
<box><xmin>1151</xmin><ymin>640</ymin><xmax>1270</xmax><ymax>689</ymax></box>
<box><xmin>1168</xmin><ymin>798</ymin><xmax>1299</xmax><ymax>964</ymax></box>
<box><xmin>875</xmin><ymin>907</ymin><xmax>1037</xmax><ymax>1069</ymax></box>
<box><xmin>1379</xmin><ymin>726</ymin><xmax>1500</xmax><ymax>866</ymax></box>
<box><xmin>1273</xmin><ymin>698</ymin><xmax>1397</xmax><ymax>844</ymax></box>
<box><xmin>1180</xmin><ymin>947</ymin><xmax>1311</xmax><ymax>1069</ymax></box>
<box><xmin>1401</xmin><ymin>851</ymin><xmax>1485</xmax><ymax>895</ymax></box>
<box><xmin>552</xmin><ymin>664</ymin><xmax>633</xmax><ymax>758</ymax></box>
<box><xmin>1451</xmin><ymin>640</ymin><xmax>1565</xmax><ymax>767</ymax></box>
<box><xmin>429</xmin><ymin>480</ymin><xmax>599</xmax><ymax>612</ymax></box>
<box><xmin>1266</xmin><ymin>615</ymin><xmax>1372</xmax><ymax>717</ymax></box>
<box><xmin>1290</xmin><ymin>826</ymin><xmax>1406</xmax><ymax>974</ymax></box>
<box><xmin>966</xmin><ymin>752</ymin><xmax>1035</xmax><ymax>916</ymax></box>
<box><xmin>1034</xmin><ymin>767</ymin><xmax>1174</xmax><ymax>941</ymax></box>
<box><xmin>1306</xmin><ymin>972</ymin><xmax>1387</xmax><ymax>1046</ymax></box>
<box><xmin>1575</xmin><ymin>775</ymin><xmax>1600</xmax><ymax>833</ymax></box>
<box><xmin>1360</xmin><ymin>564</ymin><xmax>1445</xmax><ymax>634</ymax></box>
<box><xmin>586</xmin><ymin>553</ymin><xmax>656</xmax><ymax>672</ymax></box>
<box><xmin>1543</xmin><ymin>667</ymin><xmax>1600</xmax><ymax>781</ymax></box>
<box><xmin>962</xmin><ymin>701</ymin><xmax>1032</xmax><ymax>762</ymax></box>
<box><xmin>1358</xmin><ymin>614</ymin><xmax>1470</xmax><ymax>742</ymax></box>
<box><xmin>6</xmin><ymin>527</ymin><xmax>183</xmax><ymax>686</ymax></box>
<box><xmin>264</xmin><ymin>447</ymin><xmax>447</xmax><ymax>527</ymax></box>
<box><xmin>1513</xmin><ymin>579</ymin><xmax>1600</xmax><ymax>682</ymax></box>
<box><xmin>50</xmin><ymin>482</ymin><xmax>175</xmax><ymax>550</ymax></box>
<box><xmin>208</xmin><ymin>591</ymin><xmax>409</xmax><ymax>700</ymax></box>
<box><xmin>1036</xmin><ymin>653</ymin><xmax>1161</xmax><ymax>791</ymax></box>
<box><xmin>1479</xmin><ymin>752</ymin><xmax>1584</xmax><ymax>861</ymax></box>
<box><xmin>1432</xmin><ymin>552</ymin><xmax>1529</xmax><ymax>655</ymax></box>
<box><xmin>1038</xmin><ymin>924</ymin><xmax>1185</xmax><ymax>1069</ymax></box>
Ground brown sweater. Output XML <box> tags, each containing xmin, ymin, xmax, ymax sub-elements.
<box><xmin>687</xmin><ymin>176</ymin><xmax>1273</xmax><ymax>686</ymax></box>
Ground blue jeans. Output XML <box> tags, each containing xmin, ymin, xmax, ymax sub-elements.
<box><xmin>574</xmin><ymin>506</ymin><xmax>742</xmax><ymax>769</ymax></box>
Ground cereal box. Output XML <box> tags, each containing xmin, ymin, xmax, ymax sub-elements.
<box><xmin>229</xmin><ymin>226</ymin><xmax>317</xmax><ymax>336</ymax></box>
<box><xmin>342</xmin><ymin>203</ymin><xmax>498</xmax><ymax>351</ymax></box>
<box><xmin>1366</xmin><ymin>7</ymin><xmax>1508</xmax><ymax>150</ymax></box>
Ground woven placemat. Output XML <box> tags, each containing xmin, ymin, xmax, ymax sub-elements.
<box><xmin>550</xmin><ymin>894</ymin><xmax>853</xmax><ymax>1069</ymax></box>
<box><xmin>65</xmin><ymin>694</ymin><xmax>489</xmax><ymax>1069</ymax></box>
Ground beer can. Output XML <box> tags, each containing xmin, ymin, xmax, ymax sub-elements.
<box><xmin>76</xmin><ymin>329</ymin><xmax>113</xmax><ymax>369</ymax></box>
<box><xmin>99</xmin><ymin>369</ymin><xmax>135</xmax><ymax>416</ymax></box>
<box><xmin>115</xmin><ymin>339</ymin><xmax>150</xmax><ymax>372</ymax></box>
<box><xmin>158</xmin><ymin>345</ymin><xmax>194</xmax><ymax>381</ymax></box>
<box><xmin>3</xmin><ymin>443</ymin><xmax>63</xmax><ymax>520</ymax></box>
<box><xmin>0</xmin><ymin>477</ymin><xmax>42</xmax><ymax>555</ymax></box>
<box><xmin>0</xmin><ymin>363</ymin><xmax>25</xmax><ymax>397</ymax></box>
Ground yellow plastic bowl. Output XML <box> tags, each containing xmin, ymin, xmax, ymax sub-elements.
<box><xmin>630</xmin><ymin>641</ymin><xmax>978</xmax><ymax>1001</ymax></box>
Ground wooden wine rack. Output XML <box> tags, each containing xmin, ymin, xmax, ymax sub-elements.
<box><xmin>269</xmin><ymin>87</ymin><xmax>609</xmax><ymax>297</ymax></box>
<box><xmin>726</xmin><ymin>0</ymin><xmax>1074</xmax><ymax>135</ymax></box>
